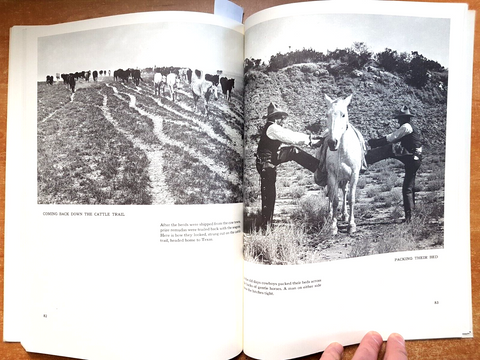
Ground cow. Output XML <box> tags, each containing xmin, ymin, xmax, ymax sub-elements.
<box><xmin>61</xmin><ymin>73</ymin><xmax>69</xmax><ymax>84</ymax></box>
<box><xmin>187</xmin><ymin>68</ymin><xmax>192</xmax><ymax>84</ymax></box>
<box><xmin>67</xmin><ymin>74</ymin><xmax>76</xmax><ymax>93</ymax></box>
<box><xmin>220</xmin><ymin>77</ymin><xmax>235</xmax><ymax>101</ymax></box>
<box><xmin>131</xmin><ymin>69</ymin><xmax>142</xmax><ymax>86</ymax></box>
<box><xmin>84</xmin><ymin>71</ymin><xmax>91</xmax><ymax>82</ymax></box>
<box><xmin>154</xmin><ymin>72</ymin><xmax>166</xmax><ymax>96</ymax></box>
<box><xmin>205</xmin><ymin>73</ymin><xmax>219</xmax><ymax>86</ymax></box>
<box><xmin>191</xmin><ymin>70</ymin><xmax>218</xmax><ymax>116</ymax></box>
<box><xmin>92</xmin><ymin>70</ymin><xmax>98</xmax><ymax>82</ymax></box>
<box><xmin>114</xmin><ymin>69</ymin><xmax>129</xmax><ymax>83</ymax></box>
<box><xmin>166</xmin><ymin>73</ymin><xmax>179</xmax><ymax>101</ymax></box>
<box><xmin>178</xmin><ymin>68</ymin><xmax>188</xmax><ymax>83</ymax></box>
<box><xmin>74</xmin><ymin>71</ymin><xmax>85</xmax><ymax>80</ymax></box>
<box><xmin>46</xmin><ymin>75</ymin><xmax>54</xmax><ymax>85</ymax></box>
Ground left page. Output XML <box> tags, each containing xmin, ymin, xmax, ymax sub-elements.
<box><xmin>4</xmin><ymin>11</ymin><xmax>245</xmax><ymax>360</ymax></box>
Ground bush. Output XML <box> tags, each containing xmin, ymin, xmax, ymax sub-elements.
<box><xmin>243</xmin><ymin>222</ymin><xmax>308</xmax><ymax>265</ymax></box>
<box><xmin>290</xmin><ymin>193</ymin><xmax>330</xmax><ymax>232</ymax></box>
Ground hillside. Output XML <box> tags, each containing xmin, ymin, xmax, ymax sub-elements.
<box><xmin>243</xmin><ymin>58</ymin><xmax>447</xmax><ymax>264</ymax></box>
<box><xmin>244</xmin><ymin>61</ymin><xmax>447</xmax><ymax>151</ymax></box>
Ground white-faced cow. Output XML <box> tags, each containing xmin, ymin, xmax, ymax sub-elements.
<box><xmin>46</xmin><ymin>75</ymin><xmax>54</xmax><ymax>85</ymax></box>
<box><xmin>154</xmin><ymin>72</ymin><xmax>167</xmax><ymax>97</ymax></box>
<box><xmin>191</xmin><ymin>70</ymin><xmax>218</xmax><ymax>116</ymax></box>
<box><xmin>205</xmin><ymin>73</ymin><xmax>220</xmax><ymax>86</ymax></box>
<box><xmin>166</xmin><ymin>73</ymin><xmax>179</xmax><ymax>101</ymax></box>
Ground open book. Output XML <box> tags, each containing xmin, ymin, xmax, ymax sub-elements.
<box><xmin>4</xmin><ymin>1</ymin><xmax>474</xmax><ymax>359</ymax></box>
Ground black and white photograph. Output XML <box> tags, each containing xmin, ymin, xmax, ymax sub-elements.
<box><xmin>37</xmin><ymin>18</ymin><xmax>244</xmax><ymax>205</ymax></box>
<box><xmin>243</xmin><ymin>12</ymin><xmax>450</xmax><ymax>265</ymax></box>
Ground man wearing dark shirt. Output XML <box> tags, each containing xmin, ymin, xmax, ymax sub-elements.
<box><xmin>256</xmin><ymin>102</ymin><xmax>322</xmax><ymax>229</ymax></box>
<box><xmin>366</xmin><ymin>106</ymin><xmax>423</xmax><ymax>222</ymax></box>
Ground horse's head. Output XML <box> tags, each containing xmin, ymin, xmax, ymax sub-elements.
<box><xmin>325</xmin><ymin>94</ymin><xmax>352</xmax><ymax>151</ymax></box>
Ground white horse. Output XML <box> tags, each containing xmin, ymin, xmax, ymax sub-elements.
<box><xmin>316</xmin><ymin>94</ymin><xmax>364</xmax><ymax>235</ymax></box>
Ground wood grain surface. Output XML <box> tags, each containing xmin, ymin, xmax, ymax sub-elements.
<box><xmin>0</xmin><ymin>0</ymin><xmax>478</xmax><ymax>359</ymax></box>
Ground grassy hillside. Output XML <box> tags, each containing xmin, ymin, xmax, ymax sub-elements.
<box><xmin>243</xmin><ymin>55</ymin><xmax>447</xmax><ymax>264</ymax></box>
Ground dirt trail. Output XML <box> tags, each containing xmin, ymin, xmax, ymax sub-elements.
<box><xmin>105</xmin><ymin>83</ymin><xmax>242</xmax><ymax>199</ymax></box>
<box><xmin>99</xmin><ymin>87</ymin><xmax>175</xmax><ymax>204</ymax></box>
<box><xmin>133</xmin><ymin>82</ymin><xmax>244</xmax><ymax>158</ymax></box>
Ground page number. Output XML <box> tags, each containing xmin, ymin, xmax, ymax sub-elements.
<box><xmin>434</xmin><ymin>301</ymin><xmax>439</xmax><ymax>305</ymax></box>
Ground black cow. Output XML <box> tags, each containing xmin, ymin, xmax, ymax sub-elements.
<box><xmin>187</xmin><ymin>68</ymin><xmax>192</xmax><ymax>84</ymax></box>
<box><xmin>74</xmin><ymin>71</ymin><xmax>85</xmax><ymax>80</ymax></box>
<box><xmin>46</xmin><ymin>75</ymin><xmax>54</xmax><ymax>85</ymax></box>
<box><xmin>220</xmin><ymin>77</ymin><xmax>235</xmax><ymax>101</ymax></box>
<box><xmin>131</xmin><ymin>69</ymin><xmax>142</xmax><ymax>86</ymax></box>
<box><xmin>67</xmin><ymin>74</ymin><xmax>76</xmax><ymax>93</ymax></box>
<box><xmin>205</xmin><ymin>74</ymin><xmax>219</xmax><ymax>86</ymax></box>
<box><xmin>92</xmin><ymin>70</ymin><xmax>98</xmax><ymax>82</ymax></box>
<box><xmin>114</xmin><ymin>69</ymin><xmax>129</xmax><ymax>83</ymax></box>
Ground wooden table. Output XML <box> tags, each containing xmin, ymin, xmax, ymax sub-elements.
<box><xmin>0</xmin><ymin>0</ymin><xmax>478</xmax><ymax>359</ymax></box>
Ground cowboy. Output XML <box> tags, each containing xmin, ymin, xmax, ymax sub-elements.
<box><xmin>366</xmin><ymin>106</ymin><xmax>423</xmax><ymax>222</ymax></box>
<box><xmin>255</xmin><ymin>102</ymin><xmax>323</xmax><ymax>229</ymax></box>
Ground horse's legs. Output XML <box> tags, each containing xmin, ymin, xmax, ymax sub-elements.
<box><xmin>327</xmin><ymin>183</ymin><xmax>339</xmax><ymax>235</ymax></box>
<box><xmin>204</xmin><ymin>101</ymin><xmax>209</xmax><ymax>116</ymax></box>
<box><xmin>347</xmin><ymin>174</ymin><xmax>359</xmax><ymax>234</ymax></box>
<box><xmin>192</xmin><ymin>93</ymin><xmax>198</xmax><ymax>113</ymax></box>
<box><xmin>340</xmin><ymin>181</ymin><xmax>348</xmax><ymax>221</ymax></box>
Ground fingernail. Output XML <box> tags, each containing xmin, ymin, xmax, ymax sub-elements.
<box><xmin>327</xmin><ymin>342</ymin><xmax>344</xmax><ymax>356</ymax></box>
<box><xmin>390</xmin><ymin>333</ymin><xmax>405</xmax><ymax>346</ymax></box>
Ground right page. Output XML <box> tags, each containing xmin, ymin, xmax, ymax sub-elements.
<box><xmin>242</xmin><ymin>1</ymin><xmax>473</xmax><ymax>359</ymax></box>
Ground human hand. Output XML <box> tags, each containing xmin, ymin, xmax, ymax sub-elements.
<box><xmin>320</xmin><ymin>331</ymin><xmax>407</xmax><ymax>360</ymax></box>
<box><xmin>309</xmin><ymin>134</ymin><xmax>325</xmax><ymax>148</ymax></box>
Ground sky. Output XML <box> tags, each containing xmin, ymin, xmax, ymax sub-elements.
<box><xmin>38</xmin><ymin>21</ymin><xmax>244</xmax><ymax>81</ymax></box>
<box><xmin>37</xmin><ymin>12</ymin><xmax>451</xmax><ymax>81</ymax></box>
<box><xmin>245</xmin><ymin>13</ymin><xmax>450</xmax><ymax>69</ymax></box>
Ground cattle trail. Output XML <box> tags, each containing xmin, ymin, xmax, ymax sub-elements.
<box><xmin>106</xmin><ymin>84</ymin><xmax>241</xmax><ymax>188</ymax></box>
<box><xmin>150</xmin><ymin>95</ymin><xmax>243</xmax><ymax>157</ymax></box>
<box><xmin>135</xmin><ymin>82</ymin><xmax>242</xmax><ymax>154</ymax></box>
<box><xmin>98</xmin><ymin>89</ymin><xmax>174</xmax><ymax>204</ymax></box>
<box><xmin>39</xmin><ymin>107</ymin><xmax>63</xmax><ymax>124</ymax></box>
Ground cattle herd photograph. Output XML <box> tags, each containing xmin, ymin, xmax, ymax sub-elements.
<box><xmin>38</xmin><ymin>66</ymin><xmax>243</xmax><ymax>205</ymax></box>
<box><xmin>37</xmin><ymin>20</ymin><xmax>244</xmax><ymax>205</ymax></box>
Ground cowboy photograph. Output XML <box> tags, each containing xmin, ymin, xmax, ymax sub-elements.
<box><xmin>243</xmin><ymin>11</ymin><xmax>449</xmax><ymax>265</ymax></box>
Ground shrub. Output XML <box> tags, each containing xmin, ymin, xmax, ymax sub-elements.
<box><xmin>243</xmin><ymin>222</ymin><xmax>309</xmax><ymax>265</ymax></box>
<box><xmin>290</xmin><ymin>193</ymin><xmax>330</xmax><ymax>232</ymax></box>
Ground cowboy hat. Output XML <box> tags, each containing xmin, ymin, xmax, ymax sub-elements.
<box><xmin>394</xmin><ymin>105</ymin><xmax>415</xmax><ymax>118</ymax></box>
<box><xmin>263</xmin><ymin>102</ymin><xmax>288</xmax><ymax>120</ymax></box>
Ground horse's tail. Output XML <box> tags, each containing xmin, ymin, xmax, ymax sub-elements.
<box><xmin>314</xmin><ymin>142</ymin><xmax>329</xmax><ymax>187</ymax></box>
